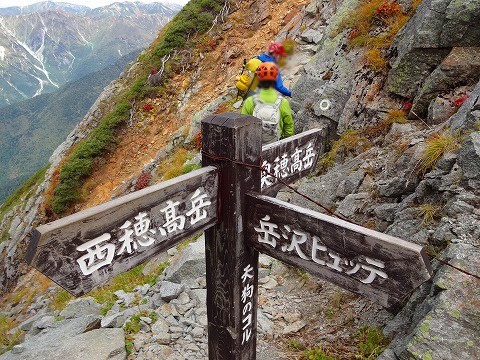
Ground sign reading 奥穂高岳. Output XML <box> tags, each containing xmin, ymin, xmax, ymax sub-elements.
<box><xmin>26</xmin><ymin>166</ymin><xmax>218</xmax><ymax>296</ymax></box>
<box><xmin>260</xmin><ymin>129</ymin><xmax>323</xmax><ymax>196</ymax></box>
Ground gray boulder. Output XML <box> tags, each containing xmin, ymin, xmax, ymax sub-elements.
<box><xmin>0</xmin><ymin>315</ymin><xmax>126</xmax><ymax>360</ymax></box>
<box><xmin>60</xmin><ymin>297</ymin><xmax>101</xmax><ymax>319</ymax></box>
<box><xmin>387</xmin><ymin>0</ymin><xmax>480</xmax><ymax>98</ymax></box>
<box><xmin>457</xmin><ymin>131</ymin><xmax>480</xmax><ymax>188</ymax></box>
<box><xmin>164</xmin><ymin>235</ymin><xmax>206</xmax><ymax>284</ymax></box>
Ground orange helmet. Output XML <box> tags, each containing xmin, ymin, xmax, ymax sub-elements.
<box><xmin>255</xmin><ymin>62</ymin><xmax>278</xmax><ymax>81</ymax></box>
<box><xmin>268</xmin><ymin>42</ymin><xmax>286</xmax><ymax>56</ymax></box>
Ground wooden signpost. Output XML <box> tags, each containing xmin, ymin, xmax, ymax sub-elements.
<box><xmin>26</xmin><ymin>113</ymin><xmax>432</xmax><ymax>360</ymax></box>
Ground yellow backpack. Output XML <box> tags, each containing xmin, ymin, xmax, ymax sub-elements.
<box><xmin>235</xmin><ymin>58</ymin><xmax>262</xmax><ymax>95</ymax></box>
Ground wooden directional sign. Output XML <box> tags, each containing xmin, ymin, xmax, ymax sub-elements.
<box><xmin>26</xmin><ymin>166</ymin><xmax>218</xmax><ymax>296</ymax></box>
<box><xmin>260</xmin><ymin>128</ymin><xmax>323</xmax><ymax>196</ymax></box>
<box><xmin>245</xmin><ymin>193</ymin><xmax>433</xmax><ymax>307</ymax></box>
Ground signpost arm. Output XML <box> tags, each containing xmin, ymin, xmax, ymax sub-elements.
<box><xmin>202</xmin><ymin>113</ymin><xmax>262</xmax><ymax>360</ymax></box>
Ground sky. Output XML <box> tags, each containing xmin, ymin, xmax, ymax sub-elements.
<box><xmin>0</xmin><ymin>0</ymin><xmax>189</xmax><ymax>8</ymax></box>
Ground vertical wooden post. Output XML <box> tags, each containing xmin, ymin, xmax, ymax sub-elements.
<box><xmin>202</xmin><ymin>113</ymin><xmax>262</xmax><ymax>360</ymax></box>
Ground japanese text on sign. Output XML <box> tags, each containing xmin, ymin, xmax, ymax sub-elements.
<box><xmin>261</xmin><ymin>142</ymin><xmax>316</xmax><ymax>190</ymax></box>
<box><xmin>254</xmin><ymin>215</ymin><xmax>388</xmax><ymax>284</ymax></box>
<box><xmin>76</xmin><ymin>188</ymin><xmax>212</xmax><ymax>276</ymax></box>
<box><xmin>241</xmin><ymin>263</ymin><xmax>255</xmax><ymax>345</ymax></box>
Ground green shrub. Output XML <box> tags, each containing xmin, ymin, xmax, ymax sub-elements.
<box><xmin>304</xmin><ymin>347</ymin><xmax>336</xmax><ymax>360</ymax></box>
<box><xmin>50</xmin><ymin>290</ymin><xmax>74</xmax><ymax>311</ymax></box>
<box><xmin>51</xmin><ymin>101</ymin><xmax>131</xmax><ymax>213</ymax></box>
<box><xmin>152</xmin><ymin>0</ymin><xmax>223</xmax><ymax>58</ymax></box>
<box><xmin>353</xmin><ymin>326</ymin><xmax>389</xmax><ymax>359</ymax></box>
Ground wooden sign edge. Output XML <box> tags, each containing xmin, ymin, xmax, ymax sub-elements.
<box><xmin>261</xmin><ymin>128</ymin><xmax>323</xmax><ymax>152</ymax></box>
<box><xmin>30</xmin><ymin>165</ymin><xmax>218</xmax><ymax>239</ymax></box>
<box><xmin>249</xmin><ymin>192</ymin><xmax>433</xmax><ymax>264</ymax></box>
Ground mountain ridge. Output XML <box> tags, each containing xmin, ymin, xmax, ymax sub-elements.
<box><xmin>0</xmin><ymin>1</ymin><xmax>181</xmax><ymax>107</ymax></box>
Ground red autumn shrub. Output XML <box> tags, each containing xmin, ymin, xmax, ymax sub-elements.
<box><xmin>375</xmin><ymin>1</ymin><xmax>401</xmax><ymax>17</ymax></box>
<box><xmin>453</xmin><ymin>94</ymin><xmax>469</xmax><ymax>107</ymax></box>
<box><xmin>143</xmin><ymin>103</ymin><xmax>154</xmax><ymax>112</ymax></box>
<box><xmin>135</xmin><ymin>172</ymin><xmax>152</xmax><ymax>191</ymax></box>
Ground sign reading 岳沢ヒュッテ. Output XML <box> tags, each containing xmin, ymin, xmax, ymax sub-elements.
<box><xmin>26</xmin><ymin>166</ymin><xmax>218</xmax><ymax>296</ymax></box>
<box><xmin>245</xmin><ymin>193</ymin><xmax>433</xmax><ymax>308</ymax></box>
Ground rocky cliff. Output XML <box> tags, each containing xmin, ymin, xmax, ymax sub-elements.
<box><xmin>0</xmin><ymin>0</ymin><xmax>479</xmax><ymax>359</ymax></box>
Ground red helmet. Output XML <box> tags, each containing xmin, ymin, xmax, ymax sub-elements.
<box><xmin>256</xmin><ymin>62</ymin><xmax>278</xmax><ymax>81</ymax></box>
<box><xmin>268</xmin><ymin>42</ymin><xmax>286</xmax><ymax>56</ymax></box>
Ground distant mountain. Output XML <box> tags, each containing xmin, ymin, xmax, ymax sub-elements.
<box><xmin>0</xmin><ymin>50</ymin><xmax>138</xmax><ymax>203</ymax></box>
<box><xmin>0</xmin><ymin>1</ymin><xmax>181</xmax><ymax>107</ymax></box>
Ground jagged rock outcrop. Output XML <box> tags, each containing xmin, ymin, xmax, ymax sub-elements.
<box><xmin>410</xmin><ymin>47</ymin><xmax>480</xmax><ymax>121</ymax></box>
<box><xmin>387</xmin><ymin>0</ymin><xmax>480</xmax><ymax>108</ymax></box>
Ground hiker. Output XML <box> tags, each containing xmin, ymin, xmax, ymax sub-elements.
<box><xmin>241</xmin><ymin>62</ymin><xmax>294</xmax><ymax>144</ymax></box>
<box><xmin>256</xmin><ymin>42</ymin><xmax>292</xmax><ymax>97</ymax></box>
<box><xmin>235</xmin><ymin>42</ymin><xmax>291</xmax><ymax>101</ymax></box>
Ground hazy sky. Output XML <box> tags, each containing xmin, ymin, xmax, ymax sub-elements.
<box><xmin>0</xmin><ymin>0</ymin><xmax>189</xmax><ymax>8</ymax></box>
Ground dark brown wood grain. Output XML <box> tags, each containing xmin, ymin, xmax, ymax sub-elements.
<box><xmin>260</xmin><ymin>128</ymin><xmax>323</xmax><ymax>196</ymax></box>
<box><xmin>202</xmin><ymin>113</ymin><xmax>262</xmax><ymax>360</ymax></box>
<box><xmin>26</xmin><ymin>166</ymin><xmax>219</xmax><ymax>296</ymax></box>
<box><xmin>245</xmin><ymin>193</ymin><xmax>433</xmax><ymax>308</ymax></box>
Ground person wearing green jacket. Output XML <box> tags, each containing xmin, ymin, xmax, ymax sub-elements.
<box><xmin>241</xmin><ymin>62</ymin><xmax>294</xmax><ymax>144</ymax></box>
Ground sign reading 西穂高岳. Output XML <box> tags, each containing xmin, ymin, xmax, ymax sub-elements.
<box><xmin>26</xmin><ymin>166</ymin><xmax>218</xmax><ymax>296</ymax></box>
<box><xmin>245</xmin><ymin>193</ymin><xmax>433</xmax><ymax>308</ymax></box>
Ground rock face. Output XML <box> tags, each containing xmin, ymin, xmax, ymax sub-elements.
<box><xmin>387</xmin><ymin>0</ymin><xmax>480</xmax><ymax>99</ymax></box>
<box><xmin>0</xmin><ymin>314</ymin><xmax>126</xmax><ymax>360</ymax></box>
<box><xmin>410</xmin><ymin>47</ymin><xmax>480</xmax><ymax>120</ymax></box>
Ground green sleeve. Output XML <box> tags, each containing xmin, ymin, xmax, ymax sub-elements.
<box><xmin>279</xmin><ymin>98</ymin><xmax>294</xmax><ymax>139</ymax></box>
<box><xmin>241</xmin><ymin>97</ymin><xmax>255</xmax><ymax>115</ymax></box>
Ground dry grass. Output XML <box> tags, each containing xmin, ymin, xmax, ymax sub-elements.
<box><xmin>340</xmin><ymin>0</ymin><xmax>418</xmax><ymax>72</ymax></box>
<box><xmin>322</xmin><ymin>129</ymin><xmax>371</xmax><ymax>169</ymax></box>
<box><xmin>156</xmin><ymin>148</ymin><xmax>190</xmax><ymax>180</ymax></box>
<box><xmin>421</xmin><ymin>129</ymin><xmax>463</xmax><ymax>171</ymax></box>
<box><xmin>418</xmin><ymin>203</ymin><xmax>442</xmax><ymax>225</ymax></box>
<box><xmin>0</xmin><ymin>315</ymin><xmax>23</xmax><ymax>354</ymax></box>
<box><xmin>385</xmin><ymin>109</ymin><xmax>408</xmax><ymax>124</ymax></box>
<box><xmin>365</xmin><ymin>48</ymin><xmax>388</xmax><ymax>71</ymax></box>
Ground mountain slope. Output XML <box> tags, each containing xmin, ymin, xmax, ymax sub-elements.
<box><xmin>0</xmin><ymin>50</ymin><xmax>138</xmax><ymax>203</ymax></box>
<box><xmin>0</xmin><ymin>1</ymin><xmax>181</xmax><ymax>107</ymax></box>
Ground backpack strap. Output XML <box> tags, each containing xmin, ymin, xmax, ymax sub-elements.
<box><xmin>274</xmin><ymin>95</ymin><xmax>283</xmax><ymax>108</ymax></box>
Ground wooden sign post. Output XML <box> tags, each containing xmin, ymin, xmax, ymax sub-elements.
<box><xmin>26</xmin><ymin>113</ymin><xmax>432</xmax><ymax>360</ymax></box>
<box><xmin>202</xmin><ymin>113</ymin><xmax>262</xmax><ymax>360</ymax></box>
